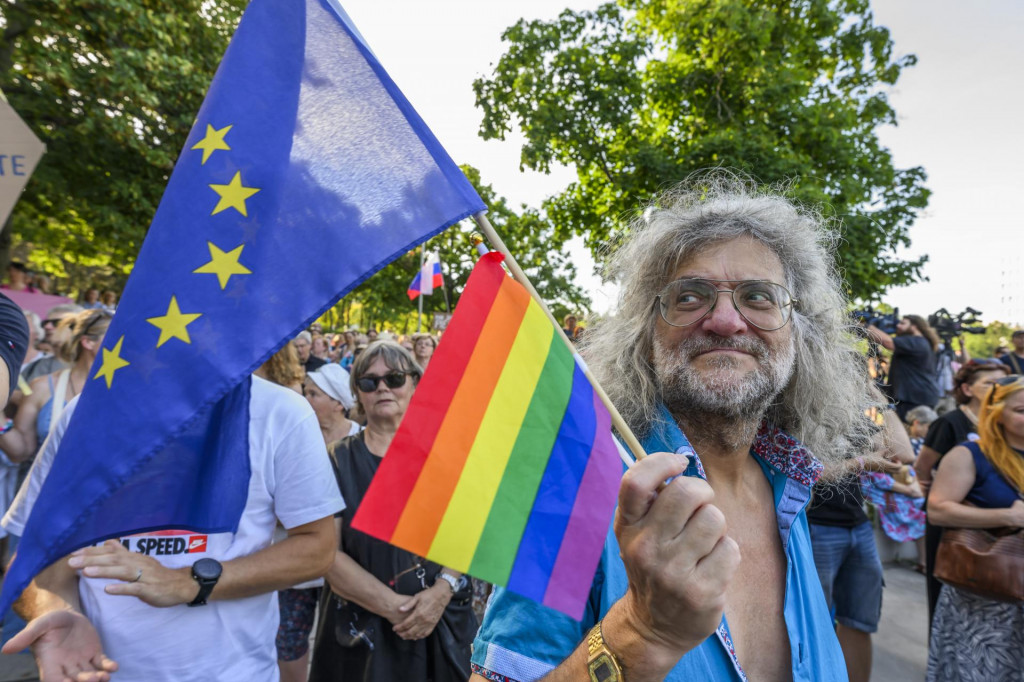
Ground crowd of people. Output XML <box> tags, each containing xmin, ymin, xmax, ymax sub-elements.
<box><xmin>0</xmin><ymin>177</ymin><xmax>1019</xmax><ymax>682</ymax></box>
<box><xmin>1</xmin><ymin>262</ymin><xmax>119</xmax><ymax>313</ymax></box>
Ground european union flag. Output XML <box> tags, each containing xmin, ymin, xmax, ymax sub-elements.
<box><xmin>0</xmin><ymin>0</ymin><xmax>484</xmax><ymax>615</ymax></box>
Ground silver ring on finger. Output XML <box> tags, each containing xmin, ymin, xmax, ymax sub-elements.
<box><xmin>131</xmin><ymin>568</ymin><xmax>143</xmax><ymax>583</ymax></box>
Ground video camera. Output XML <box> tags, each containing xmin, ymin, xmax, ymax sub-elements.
<box><xmin>928</xmin><ymin>308</ymin><xmax>986</xmax><ymax>344</ymax></box>
<box><xmin>853</xmin><ymin>306</ymin><xmax>900</xmax><ymax>335</ymax></box>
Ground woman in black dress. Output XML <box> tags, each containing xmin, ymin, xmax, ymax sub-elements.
<box><xmin>309</xmin><ymin>341</ymin><xmax>475</xmax><ymax>682</ymax></box>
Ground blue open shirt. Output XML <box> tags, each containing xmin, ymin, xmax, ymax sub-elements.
<box><xmin>471</xmin><ymin>406</ymin><xmax>848</xmax><ymax>682</ymax></box>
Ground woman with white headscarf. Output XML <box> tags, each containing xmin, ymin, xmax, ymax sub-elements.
<box><xmin>304</xmin><ymin>364</ymin><xmax>360</xmax><ymax>443</ymax></box>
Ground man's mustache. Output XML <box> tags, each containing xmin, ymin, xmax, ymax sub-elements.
<box><xmin>678</xmin><ymin>334</ymin><xmax>768</xmax><ymax>360</ymax></box>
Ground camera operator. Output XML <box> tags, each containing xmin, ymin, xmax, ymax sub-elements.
<box><xmin>866</xmin><ymin>315</ymin><xmax>941</xmax><ymax>421</ymax></box>
<box><xmin>1000</xmin><ymin>329</ymin><xmax>1024</xmax><ymax>373</ymax></box>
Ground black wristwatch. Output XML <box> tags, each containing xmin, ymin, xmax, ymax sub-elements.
<box><xmin>187</xmin><ymin>558</ymin><xmax>222</xmax><ymax>607</ymax></box>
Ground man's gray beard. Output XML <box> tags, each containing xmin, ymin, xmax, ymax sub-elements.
<box><xmin>653</xmin><ymin>333</ymin><xmax>796</xmax><ymax>435</ymax></box>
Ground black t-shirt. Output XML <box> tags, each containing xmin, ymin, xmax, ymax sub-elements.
<box><xmin>922</xmin><ymin>408</ymin><xmax>975</xmax><ymax>462</ymax></box>
<box><xmin>304</xmin><ymin>355</ymin><xmax>327</xmax><ymax>373</ymax></box>
<box><xmin>0</xmin><ymin>292</ymin><xmax>29</xmax><ymax>398</ymax></box>
<box><xmin>807</xmin><ymin>473</ymin><xmax>868</xmax><ymax>527</ymax></box>
<box><xmin>889</xmin><ymin>335</ymin><xmax>939</xmax><ymax>406</ymax></box>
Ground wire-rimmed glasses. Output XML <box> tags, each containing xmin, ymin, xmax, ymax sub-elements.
<box><xmin>654</xmin><ymin>278</ymin><xmax>797</xmax><ymax>332</ymax></box>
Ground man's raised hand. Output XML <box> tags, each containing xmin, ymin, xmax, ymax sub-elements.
<box><xmin>610</xmin><ymin>451</ymin><xmax>740</xmax><ymax>668</ymax></box>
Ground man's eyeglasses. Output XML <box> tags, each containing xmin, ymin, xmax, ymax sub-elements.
<box><xmin>654</xmin><ymin>278</ymin><xmax>797</xmax><ymax>332</ymax></box>
<box><xmin>356</xmin><ymin>371</ymin><xmax>412</xmax><ymax>393</ymax></box>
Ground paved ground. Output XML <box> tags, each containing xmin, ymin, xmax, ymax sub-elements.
<box><xmin>0</xmin><ymin>562</ymin><xmax>931</xmax><ymax>682</ymax></box>
<box><xmin>873</xmin><ymin>563</ymin><xmax>930</xmax><ymax>681</ymax></box>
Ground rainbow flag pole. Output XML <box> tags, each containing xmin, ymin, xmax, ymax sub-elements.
<box><xmin>470</xmin><ymin>211</ymin><xmax>647</xmax><ymax>464</ymax></box>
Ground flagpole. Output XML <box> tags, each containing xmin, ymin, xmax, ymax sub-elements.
<box><xmin>417</xmin><ymin>246</ymin><xmax>424</xmax><ymax>333</ymax></box>
<box><xmin>440</xmin><ymin>260</ymin><xmax>451</xmax><ymax>314</ymax></box>
<box><xmin>472</xmin><ymin>212</ymin><xmax>647</xmax><ymax>464</ymax></box>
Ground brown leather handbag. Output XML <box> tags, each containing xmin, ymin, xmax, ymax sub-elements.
<box><xmin>933</xmin><ymin>526</ymin><xmax>1024</xmax><ymax>603</ymax></box>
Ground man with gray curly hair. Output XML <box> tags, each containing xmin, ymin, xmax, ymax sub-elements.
<box><xmin>470</xmin><ymin>175</ymin><xmax>877</xmax><ymax>682</ymax></box>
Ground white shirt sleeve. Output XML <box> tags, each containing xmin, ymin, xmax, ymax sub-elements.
<box><xmin>2</xmin><ymin>396</ymin><xmax>79</xmax><ymax>537</ymax></box>
<box><xmin>271</xmin><ymin>409</ymin><xmax>345</xmax><ymax>530</ymax></box>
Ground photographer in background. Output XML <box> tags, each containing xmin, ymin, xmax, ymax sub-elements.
<box><xmin>999</xmin><ymin>329</ymin><xmax>1024</xmax><ymax>373</ymax></box>
<box><xmin>867</xmin><ymin>315</ymin><xmax>940</xmax><ymax>421</ymax></box>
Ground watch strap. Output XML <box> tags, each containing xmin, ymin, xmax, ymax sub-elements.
<box><xmin>188</xmin><ymin>580</ymin><xmax>215</xmax><ymax>607</ymax></box>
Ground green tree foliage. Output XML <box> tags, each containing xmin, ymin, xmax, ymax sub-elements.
<box><xmin>0</xmin><ymin>0</ymin><xmax>246</xmax><ymax>291</ymax></box>
<box><xmin>474</xmin><ymin>0</ymin><xmax>931</xmax><ymax>300</ymax></box>
<box><xmin>322</xmin><ymin>165</ymin><xmax>591</xmax><ymax>332</ymax></box>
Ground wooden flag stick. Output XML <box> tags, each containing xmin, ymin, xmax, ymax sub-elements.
<box><xmin>472</xmin><ymin>212</ymin><xmax>647</xmax><ymax>464</ymax></box>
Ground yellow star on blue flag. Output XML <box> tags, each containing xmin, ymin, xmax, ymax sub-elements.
<box><xmin>191</xmin><ymin>124</ymin><xmax>232</xmax><ymax>164</ymax></box>
<box><xmin>194</xmin><ymin>242</ymin><xmax>252</xmax><ymax>289</ymax></box>
<box><xmin>209</xmin><ymin>171</ymin><xmax>260</xmax><ymax>217</ymax></box>
<box><xmin>147</xmin><ymin>296</ymin><xmax>203</xmax><ymax>347</ymax></box>
<box><xmin>93</xmin><ymin>336</ymin><xmax>130</xmax><ymax>388</ymax></box>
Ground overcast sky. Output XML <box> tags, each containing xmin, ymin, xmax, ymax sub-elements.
<box><xmin>339</xmin><ymin>0</ymin><xmax>1024</xmax><ymax>325</ymax></box>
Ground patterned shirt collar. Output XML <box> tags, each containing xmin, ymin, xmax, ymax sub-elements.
<box><xmin>646</xmin><ymin>404</ymin><xmax>823</xmax><ymax>488</ymax></box>
<box><xmin>751</xmin><ymin>420</ymin><xmax>823</xmax><ymax>487</ymax></box>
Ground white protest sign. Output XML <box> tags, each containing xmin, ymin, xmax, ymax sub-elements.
<box><xmin>0</xmin><ymin>99</ymin><xmax>45</xmax><ymax>230</ymax></box>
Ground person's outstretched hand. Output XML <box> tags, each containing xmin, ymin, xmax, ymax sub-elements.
<box><xmin>3</xmin><ymin>609</ymin><xmax>118</xmax><ymax>682</ymax></box>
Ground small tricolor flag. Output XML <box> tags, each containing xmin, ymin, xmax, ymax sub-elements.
<box><xmin>407</xmin><ymin>251</ymin><xmax>443</xmax><ymax>299</ymax></box>
<box><xmin>353</xmin><ymin>252</ymin><xmax>622</xmax><ymax>619</ymax></box>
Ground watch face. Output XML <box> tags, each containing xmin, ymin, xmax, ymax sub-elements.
<box><xmin>193</xmin><ymin>558</ymin><xmax>222</xmax><ymax>581</ymax></box>
<box><xmin>588</xmin><ymin>654</ymin><xmax>620</xmax><ymax>682</ymax></box>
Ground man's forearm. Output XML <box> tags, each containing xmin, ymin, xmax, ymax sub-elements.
<box><xmin>881</xmin><ymin>410</ymin><xmax>916</xmax><ymax>464</ymax></box>
<box><xmin>538</xmin><ymin>600</ymin><xmax>691</xmax><ymax>682</ymax></box>
<box><xmin>14</xmin><ymin>556</ymin><xmax>82</xmax><ymax>621</ymax></box>
<box><xmin>207</xmin><ymin>516</ymin><xmax>334</xmax><ymax>602</ymax></box>
<box><xmin>866</xmin><ymin>325</ymin><xmax>895</xmax><ymax>351</ymax></box>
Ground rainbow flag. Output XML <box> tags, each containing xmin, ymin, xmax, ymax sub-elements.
<box><xmin>352</xmin><ymin>252</ymin><xmax>622</xmax><ymax>619</ymax></box>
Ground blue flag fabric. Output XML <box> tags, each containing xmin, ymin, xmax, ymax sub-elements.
<box><xmin>0</xmin><ymin>0</ymin><xmax>484</xmax><ymax>615</ymax></box>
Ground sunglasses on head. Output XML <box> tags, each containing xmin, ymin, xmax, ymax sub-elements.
<box><xmin>82</xmin><ymin>310</ymin><xmax>111</xmax><ymax>334</ymax></box>
<box><xmin>986</xmin><ymin>374</ymin><xmax>1023</xmax><ymax>403</ymax></box>
<box><xmin>356</xmin><ymin>371</ymin><xmax>411</xmax><ymax>393</ymax></box>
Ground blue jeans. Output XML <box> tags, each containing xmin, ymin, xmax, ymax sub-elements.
<box><xmin>809</xmin><ymin>521</ymin><xmax>883</xmax><ymax>633</ymax></box>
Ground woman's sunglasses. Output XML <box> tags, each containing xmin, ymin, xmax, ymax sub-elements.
<box><xmin>356</xmin><ymin>371</ymin><xmax>411</xmax><ymax>393</ymax></box>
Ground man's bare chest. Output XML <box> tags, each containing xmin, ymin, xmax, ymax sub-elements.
<box><xmin>720</xmin><ymin>501</ymin><xmax>793</xmax><ymax>680</ymax></box>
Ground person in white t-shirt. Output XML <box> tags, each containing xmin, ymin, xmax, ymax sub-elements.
<box><xmin>1</xmin><ymin>376</ymin><xmax>344</xmax><ymax>682</ymax></box>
